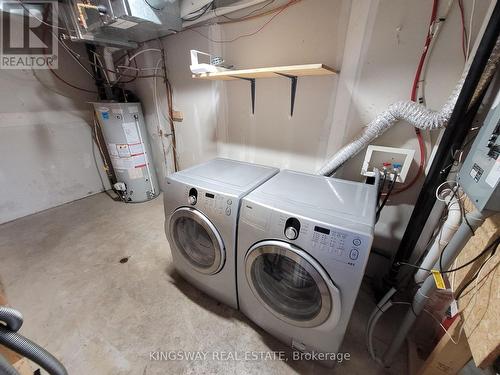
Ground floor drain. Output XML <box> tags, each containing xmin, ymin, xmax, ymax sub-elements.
<box><xmin>119</xmin><ymin>257</ymin><xmax>129</xmax><ymax>264</ymax></box>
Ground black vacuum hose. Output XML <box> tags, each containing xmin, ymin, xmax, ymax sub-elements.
<box><xmin>0</xmin><ymin>326</ymin><xmax>68</xmax><ymax>375</ymax></box>
<box><xmin>0</xmin><ymin>306</ymin><xmax>23</xmax><ymax>332</ymax></box>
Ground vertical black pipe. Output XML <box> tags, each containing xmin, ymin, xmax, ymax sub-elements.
<box><xmin>386</xmin><ymin>1</ymin><xmax>500</xmax><ymax>286</ymax></box>
<box><xmin>86</xmin><ymin>44</ymin><xmax>112</xmax><ymax>100</ymax></box>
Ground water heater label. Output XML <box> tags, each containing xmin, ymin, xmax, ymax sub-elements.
<box><xmin>116</xmin><ymin>144</ymin><xmax>131</xmax><ymax>158</ymax></box>
<box><xmin>129</xmin><ymin>143</ymin><xmax>144</xmax><ymax>155</ymax></box>
<box><xmin>122</xmin><ymin>122</ymin><xmax>140</xmax><ymax>144</ymax></box>
<box><xmin>133</xmin><ymin>154</ymin><xmax>146</xmax><ymax>168</ymax></box>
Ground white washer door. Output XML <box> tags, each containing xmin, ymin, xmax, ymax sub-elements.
<box><xmin>169</xmin><ymin>207</ymin><xmax>225</xmax><ymax>275</ymax></box>
<box><xmin>245</xmin><ymin>240</ymin><xmax>341</xmax><ymax>328</ymax></box>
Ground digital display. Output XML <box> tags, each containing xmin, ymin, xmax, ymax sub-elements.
<box><xmin>205</xmin><ymin>193</ymin><xmax>215</xmax><ymax>198</ymax></box>
<box><xmin>314</xmin><ymin>226</ymin><xmax>330</xmax><ymax>235</ymax></box>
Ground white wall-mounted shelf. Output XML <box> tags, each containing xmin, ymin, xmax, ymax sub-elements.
<box><xmin>192</xmin><ymin>64</ymin><xmax>337</xmax><ymax>115</ymax></box>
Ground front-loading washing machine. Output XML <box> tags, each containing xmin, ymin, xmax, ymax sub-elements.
<box><xmin>164</xmin><ymin>158</ymin><xmax>279</xmax><ymax>309</ymax></box>
<box><xmin>237</xmin><ymin>170</ymin><xmax>377</xmax><ymax>358</ymax></box>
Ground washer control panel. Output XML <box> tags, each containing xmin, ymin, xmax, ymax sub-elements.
<box><xmin>275</xmin><ymin>213</ymin><xmax>369</xmax><ymax>269</ymax></box>
<box><xmin>310</xmin><ymin>224</ymin><xmax>367</xmax><ymax>267</ymax></box>
<box><xmin>310</xmin><ymin>224</ymin><xmax>367</xmax><ymax>266</ymax></box>
<box><xmin>184</xmin><ymin>187</ymin><xmax>233</xmax><ymax>217</ymax></box>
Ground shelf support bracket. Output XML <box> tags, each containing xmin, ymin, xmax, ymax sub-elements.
<box><xmin>230</xmin><ymin>76</ymin><xmax>256</xmax><ymax>114</ymax></box>
<box><xmin>275</xmin><ymin>73</ymin><xmax>298</xmax><ymax>116</ymax></box>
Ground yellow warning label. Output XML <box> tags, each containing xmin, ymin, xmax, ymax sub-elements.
<box><xmin>431</xmin><ymin>269</ymin><xmax>446</xmax><ymax>290</ymax></box>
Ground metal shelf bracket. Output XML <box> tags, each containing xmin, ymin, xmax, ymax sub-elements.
<box><xmin>230</xmin><ymin>76</ymin><xmax>256</xmax><ymax>114</ymax></box>
<box><xmin>275</xmin><ymin>72</ymin><xmax>298</xmax><ymax>116</ymax></box>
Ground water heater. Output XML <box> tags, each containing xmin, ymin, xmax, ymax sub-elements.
<box><xmin>93</xmin><ymin>102</ymin><xmax>160</xmax><ymax>202</ymax></box>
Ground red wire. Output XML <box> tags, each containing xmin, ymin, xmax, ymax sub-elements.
<box><xmin>392</xmin><ymin>0</ymin><xmax>439</xmax><ymax>195</ymax></box>
<box><xmin>410</xmin><ymin>0</ymin><xmax>438</xmax><ymax>103</ymax></box>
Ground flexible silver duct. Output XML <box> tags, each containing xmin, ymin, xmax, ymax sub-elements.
<box><xmin>0</xmin><ymin>306</ymin><xmax>24</xmax><ymax>332</ymax></box>
<box><xmin>317</xmin><ymin>39</ymin><xmax>500</xmax><ymax>176</ymax></box>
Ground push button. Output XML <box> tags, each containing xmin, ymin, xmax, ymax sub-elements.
<box><xmin>225</xmin><ymin>207</ymin><xmax>231</xmax><ymax>216</ymax></box>
<box><xmin>353</xmin><ymin>238</ymin><xmax>361</xmax><ymax>246</ymax></box>
<box><xmin>349</xmin><ymin>249</ymin><xmax>359</xmax><ymax>260</ymax></box>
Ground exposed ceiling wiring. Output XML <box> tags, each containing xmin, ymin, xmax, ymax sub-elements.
<box><xmin>138</xmin><ymin>0</ymin><xmax>301</xmax><ymax>45</ymax></box>
<box><xmin>217</xmin><ymin>0</ymin><xmax>276</xmax><ymax>21</ymax></box>
<box><xmin>188</xmin><ymin>0</ymin><xmax>298</xmax><ymax>44</ymax></box>
<box><xmin>49</xmin><ymin>67</ymin><xmax>98</xmax><ymax>94</ymax></box>
<box><xmin>182</xmin><ymin>1</ymin><xmax>214</xmax><ymax>21</ymax></box>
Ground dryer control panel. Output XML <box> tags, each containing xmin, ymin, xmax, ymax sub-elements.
<box><xmin>184</xmin><ymin>186</ymin><xmax>233</xmax><ymax>217</ymax></box>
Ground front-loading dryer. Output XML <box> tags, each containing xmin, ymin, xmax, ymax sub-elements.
<box><xmin>237</xmin><ymin>170</ymin><xmax>377</xmax><ymax>358</ymax></box>
<box><xmin>164</xmin><ymin>158</ymin><xmax>279</xmax><ymax>309</ymax></box>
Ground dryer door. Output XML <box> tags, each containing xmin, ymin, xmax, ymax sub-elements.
<box><xmin>169</xmin><ymin>207</ymin><xmax>225</xmax><ymax>275</ymax></box>
<box><xmin>245</xmin><ymin>240</ymin><xmax>340</xmax><ymax>328</ymax></box>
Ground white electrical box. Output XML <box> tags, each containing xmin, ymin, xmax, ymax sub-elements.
<box><xmin>361</xmin><ymin>145</ymin><xmax>415</xmax><ymax>183</ymax></box>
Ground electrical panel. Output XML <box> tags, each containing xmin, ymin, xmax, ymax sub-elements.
<box><xmin>61</xmin><ymin>0</ymin><xmax>181</xmax><ymax>48</ymax></box>
<box><xmin>458</xmin><ymin>95</ymin><xmax>500</xmax><ymax>212</ymax></box>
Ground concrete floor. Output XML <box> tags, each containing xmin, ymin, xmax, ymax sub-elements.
<box><xmin>0</xmin><ymin>193</ymin><xmax>407</xmax><ymax>374</ymax></box>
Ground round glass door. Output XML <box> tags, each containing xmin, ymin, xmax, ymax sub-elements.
<box><xmin>245</xmin><ymin>240</ymin><xmax>334</xmax><ymax>327</ymax></box>
<box><xmin>169</xmin><ymin>207</ymin><xmax>225</xmax><ymax>275</ymax></box>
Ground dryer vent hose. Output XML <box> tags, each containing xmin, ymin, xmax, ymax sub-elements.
<box><xmin>317</xmin><ymin>39</ymin><xmax>500</xmax><ymax>176</ymax></box>
<box><xmin>0</xmin><ymin>306</ymin><xmax>68</xmax><ymax>375</ymax></box>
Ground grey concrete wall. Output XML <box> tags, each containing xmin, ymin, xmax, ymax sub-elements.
<box><xmin>0</xmin><ymin>14</ymin><xmax>110</xmax><ymax>224</ymax></box>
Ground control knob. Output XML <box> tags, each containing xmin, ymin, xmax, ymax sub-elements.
<box><xmin>285</xmin><ymin>226</ymin><xmax>299</xmax><ymax>240</ymax></box>
<box><xmin>188</xmin><ymin>195</ymin><xmax>197</xmax><ymax>205</ymax></box>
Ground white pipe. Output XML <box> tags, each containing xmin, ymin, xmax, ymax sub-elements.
<box><xmin>414</xmin><ymin>190</ymin><xmax>461</xmax><ymax>283</ymax></box>
<box><xmin>383</xmin><ymin>209</ymin><xmax>487</xmax><ymax>365</ymax></box>
<box><xmin>317</xmin><ymin>39</ymin><xmax>500</xmax><ymax>176</ymax></box>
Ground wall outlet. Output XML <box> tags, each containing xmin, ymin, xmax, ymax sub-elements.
<box><xmin>361</xmin><ymin>145</ymin><xmax>415</xmax><ymax>183</ymax></box>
